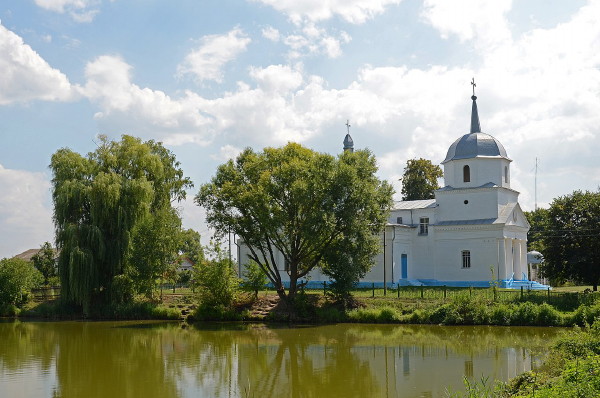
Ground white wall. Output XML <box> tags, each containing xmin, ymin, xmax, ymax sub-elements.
<box><xmin>444</xmin><ymin>158</ymin><xmax>511</xmax><ymax>189</ymax></box>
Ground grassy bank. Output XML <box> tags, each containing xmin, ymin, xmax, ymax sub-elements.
<box><xmin>6</xmin><ymin>298</ymin><xmax>182</xmax><ymax>320</ymax></box>
<box><xmin>201</xmin><ymin>286</ymin><xmax>600</xmax><ymax>327</ymax></box>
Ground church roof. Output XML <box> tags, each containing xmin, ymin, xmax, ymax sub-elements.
<box><xmin>441</xmin><ymin>95</ymin><xmax>511</xmax><ymax>164</ymax></box>
<box><xmin>393</xmin><ymin>199</ymin><xmax>436</xmax><ymax>210</ymax></box>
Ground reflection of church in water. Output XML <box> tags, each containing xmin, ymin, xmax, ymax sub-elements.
<box><xmin>238</xmin><ymin>88</ymin><xmax>549</xmax><ymax>289</ymax></box>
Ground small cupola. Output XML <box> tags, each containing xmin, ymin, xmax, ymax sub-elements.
<box><xmin>343</xmin><ymin>119</ymin><xmax>354</xmax><ymax>153</ymax></box>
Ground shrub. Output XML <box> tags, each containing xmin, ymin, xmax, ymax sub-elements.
<box><xmin>0</xmin><ymin>257</ymin><xmax>43</xmax><ymax>307</ymax></box>
<box><xmin>192</xmin><ymin>245</ymin><xmax>240</xmax><ymax>310</ymax></box>
<box><xmin>537</xmin><ymin>303</ymin><xmax>563</xmax><ymax>326</ymax></box>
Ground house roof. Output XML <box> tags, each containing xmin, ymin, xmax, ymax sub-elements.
<box><xmin>13</xmin><ymin>249</ymin><xmax>41</xmax><ymax>261</ymax></box>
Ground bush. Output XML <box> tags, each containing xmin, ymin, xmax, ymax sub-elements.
<box><xmin>346</xmin><ymin>306</ymin><xmax>401</xmax><ymax>323</ymax></box>
<box><xmin>192</xmin><ymin>245</ymin><xmax>240</xmax><ymax>311</ymax></box>
<box><xmin>0</xmin><ymin>257</ymin><xmax>43</xmax><ymax>307</ymax></box>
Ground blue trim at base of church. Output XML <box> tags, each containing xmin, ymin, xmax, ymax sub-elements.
<box><xmin>266</xmin><ymin>279</ymin><xmax>551</xmax><ymax>290</ymax></box>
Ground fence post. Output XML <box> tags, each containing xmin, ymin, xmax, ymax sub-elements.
<box><xmin>398</xmin><ymin>285</ymin><xmax>400</xmax><ymax>298</ymax></box>
<box><xmin>520</xmin><ymin>286</ymin><xmax>524</xmax><ymax>300</ymax></box>
<box><xmin>444</xmin><ymin>285</ymin><xmax>447</xmax><ymax>299</ymax></box>
<box><xmin>323</xmin><ymin>281</ymin><xmax>327</xmax><ymax>295</ymax></box>
<box><xmin>420</xmin><ymin>286</ymin><xmax>424</xmax><ymax>299</ymax></box>
<box><xmin>372</xmin><ymin>283</ymin><xmax>375</xmax><ymax>297</ymax></box>
<box><xmin>493</xmin><ymin>286</ymin><xmax>497</xmax><ymax>302</ymax></box>
<box><xmin>547</xmin><ymin>287</ymin><xmax>550</xmax><ymax>299</ymax></box>
<box><xmin>469</xmin><ymin>286</ymin><xmax>472</xmax><ymax>297</ymax></box>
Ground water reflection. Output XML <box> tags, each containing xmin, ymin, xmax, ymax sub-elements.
<box><xmin>0</xmin><ymin>321</ymin><xmax>563</xmax><ymax>398</ymax></box>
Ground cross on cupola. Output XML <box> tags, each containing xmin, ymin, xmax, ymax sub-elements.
<box><xmin>470</xmin><ymin>78</ymin><xmax>481</xmax><ymax>133</ymax></box>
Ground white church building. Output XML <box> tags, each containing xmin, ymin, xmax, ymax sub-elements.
<box><xmin>238</xmin><ymin>92</ymin><xmax>548</xmax><ymax>290</ymax></box>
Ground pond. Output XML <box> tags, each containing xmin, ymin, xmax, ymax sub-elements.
<box><xmin>0</xmin><ymin>321</ymin><xmax>564</xmax><ymax>398</ymax></box>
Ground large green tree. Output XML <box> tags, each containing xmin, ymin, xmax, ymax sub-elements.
<box><xmin>400</xmin><ymin>158</ymin><xmax>443</xmax><ymax>200</ymax></box>
<box><xmin>178</xmin><ymin>228</ymin><xmax>204</xmax><ymax>265</ymax></box>
<box><xmin>31</xmin><ymin>242</ymin><xmax>57</xmax><ymax>286</ymax></box>
<box><xmin>50</xmin><ymin>135</ymin><xmax>192</xmax><ymax>312</ymax></box>
<box><xmin>196</xmin><ymin>143</ymin><xmax>393</xmax><ymax>302</ymax></box>
<box><xmin>540</xmin><ymin>190</ymin><xmax>600</xmax><ymax>290</ymax></box>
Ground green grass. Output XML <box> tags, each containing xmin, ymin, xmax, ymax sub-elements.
<box><xmin>20</xmin><ymin>299</ymin><xmax>181</xmax><ymax>320</ymax></box>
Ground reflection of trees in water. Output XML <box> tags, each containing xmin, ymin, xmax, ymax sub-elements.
<box><xmin>342</xmin><ymin>324</ymin><xmax>564</xmax><ymax>357</ymax></box>
<box><xmin>52</xmin><ymin>322</ymin><xmax>180</xmax><ymax>398</ymax></box>
<box><xmin>0</xmin><ymin>321</ymin><xmax>565</xmax><ymax>398</ymax></box>
<box><xmin>0</xmin><ymin>321</ymin><xmax>58</xmax><ymax>374</ymax></box>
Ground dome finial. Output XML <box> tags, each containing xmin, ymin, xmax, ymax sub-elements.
<box><xmin>470</xmin><ymin>78</ymin><xmax>481</xmax><ymax>133</ymax></box>
<box><xmin>343</xmin><ymin>119</ymin><xmax>354</xmax><ymax>152</ymax></box>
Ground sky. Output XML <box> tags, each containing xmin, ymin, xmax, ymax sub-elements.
<box><xmin>1</xmin><ymin>0</ymin><xmax>599</xmax><ymax>259</ymax></box>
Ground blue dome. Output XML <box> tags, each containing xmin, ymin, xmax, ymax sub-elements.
<box><xmin>442</xmin><ymin>132</ymin><xmax>510</xmax><ymax>164</ymax></box>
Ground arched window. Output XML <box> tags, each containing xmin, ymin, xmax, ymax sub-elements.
<box><xmin>463</xmin><ymin>165</ymin><xmax>470</xmax><ymax>182</ymax></box>
<box><xmin>504</xmin><ymin>166</ymin><xmax>509</xmax><ymax>183</ymax></box>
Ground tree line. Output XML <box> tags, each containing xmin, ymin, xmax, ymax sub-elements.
<box><xmin>1</xmin><ymin>133</ymin><xmax>597</xmax><ymax>316</ymax></box>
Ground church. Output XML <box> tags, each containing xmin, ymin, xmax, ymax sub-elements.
<box><xmin>238</xmin><ymin>91</ymin><xmax>548</xmax><ymax>290</ymax></box>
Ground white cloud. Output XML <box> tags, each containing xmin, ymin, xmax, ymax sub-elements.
<box><xmin>34</xmin><ymin>0</ymin><xmax>103</xmax><ymax>22</ymax></box>
<box><xmin>211</xmin><ymin>145</ymin><xmax>243</xmax><ymax>161</ymax></box>
<box><xmin>0</xmin><ymin>165</ymin><xmax>53</xmax><ymax>260</ymax></box>
<box><xmin>421</xmin><ymin>0</ymin><xmax>513</xmax><ymax>47</ymax></box>
<box><xmin>83</xmin><ymin>55</ymin><xmax>213</xmax><ymax>142</ymax></box>
<box><xmin>262</xmin><ymin>26</ymin><xmax>280</xmax><ymax>42</ymax></box>
<box><xmin>251</xmin><ymin>0</ymin><xmax>402</xmax><ymax>24</ymax></box>
<box><xmin>177</xmin><ymin>28</ymin><xmax>251</xmax><ymax>83</ymax></box>
<box><xmin>0</xmin><ymin>22</ymin><xmax>75</xmax><ymax>105</ymax></box>
<box><xmin>280</xmin><ymin>22</ymin><xmax>351</xmax><ymax>59</ymax></box>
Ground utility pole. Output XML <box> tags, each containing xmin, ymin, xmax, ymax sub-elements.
<box><xmin>228</xmin><ymin>226</ymin><xmax>232</xmax><ymax>265</ymax></box>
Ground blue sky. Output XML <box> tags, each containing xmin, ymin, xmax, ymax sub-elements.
<box><xmin>1</xmin><ymin>0</ymin><xmax>599</xmax><ymax>258</ymax></box>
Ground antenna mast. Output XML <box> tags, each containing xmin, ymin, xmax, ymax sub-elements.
<box><xmin>534</xmin><ymin>157</ymin><xmax>538</xmax><ymax>210</ymax></box>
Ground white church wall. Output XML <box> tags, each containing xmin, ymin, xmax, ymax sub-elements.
<box><xmin>433</xmin><ymin>231</ymin><xmax>502</xmax><ymax>282</ymax></box>
<box><xmin>435</xmin><ymin>189</ymin><xmax>499</xmax><ymax>221</ymax></box>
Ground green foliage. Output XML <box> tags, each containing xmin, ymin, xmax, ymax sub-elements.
<box><xmin>197</xmin><ymin>143</ymin><xmax>393</xmax><ymax>302</ymax></box>
<box><xmin>31</xmin><ymin>242</ymin><xmax>57</xmax><ymax>286</ymax></box>
<box><xmin>346</xmin><ymin>306</ymin><xmax>401</xmax><ymax>323</ymax></box>
<box><xmin>400</xmin><ymin>158</ymin><xmax>443</xmax><ymax>200</ymax></box>
<box><xmin>524</xmin><ymin>208</ymin><xmax>550</xmax><ymax>254</ymax></box>
<box><xmin>127</xmin><ymin>207</ymin><xmax>181</xmax><ymax>297</ymax></box>
<box><xmin>193</xmin><ymin>244</ymin><xmax>240</xmax><ymax>310</ymax></box>
<box><xmin>50</xmin><ymin>135</ymin><xmax>192</xmax><ymax>312</ymax></box>
<box><xmin>178</xmin><ymin>228</ymin><xmax>204</xmax><ymax>265</ymax></box>
<box><xmin>0</xmin><ymin>257</ymin><xmax>43</xmax><ymax>307</ymax></box>
<box><xmin>242</xmin><ymin>260</ymin><xmax>268</xmax><ymax>297</ymax></box>
<box><xmin>537</xmin><ymin>190</ymin><xmax>600</xmax><ymax>289</ymax></box>
<box><xmin>177</xmin><ymin>269</ymin><xmax>192</xmax><ymax>285</ymax></box>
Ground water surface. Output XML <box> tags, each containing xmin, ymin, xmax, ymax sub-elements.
<box><xmin>0</xmin><ymin>320</ymin><xmax>564</xmax><ymax>398</ymax></box>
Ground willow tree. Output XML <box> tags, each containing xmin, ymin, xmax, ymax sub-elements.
<box><xmin>196</xmin><ymin>143</ymin><xmax>393</xmax><ymax>302</ymax></box>
<box><xmin>50</xmin><ymin>135</ymin><xmax>192</xmax><ymax>312</ymax></box>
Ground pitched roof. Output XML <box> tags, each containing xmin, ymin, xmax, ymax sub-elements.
<box><xmin>13</xmin><ymin>249</ymin><xmax>41</xmax><ymax>261</ymax></box>
<box><xmin>393</xmin><ymin>199</ymin><xmax>437</xmax><ymax>210</ymax></box>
